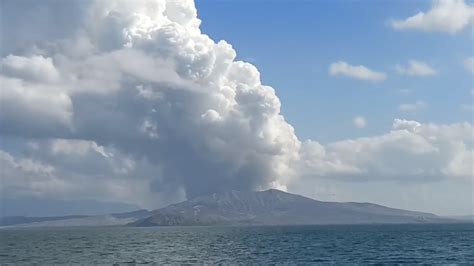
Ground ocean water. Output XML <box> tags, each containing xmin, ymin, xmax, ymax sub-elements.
<box><xmin>0</xmin><ymin>224</ymin><xmax>473</xmax><ymax>264</ymax></box>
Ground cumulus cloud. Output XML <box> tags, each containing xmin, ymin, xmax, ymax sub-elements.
<box><xmin>395</xmin><ymin>60</ymin><xmax>437</xmax><ymax>76</ymax></box>
<box><xmin>463</xmin><ymin>57</ymin><xmax>474</xmax><ymax>75</ymax></box>
<box><xmin>0</xmin><ymin>76</ymin><xmax>73</xmax><ymax>137</ymax></box>
<box><xmin>50</xmin><ymin>139</ymin><xmax>112</xmax><ymax>158</ymax></box>
<box><xmin>329</xmin><ymin>61</ymin><xmax>387</xmax><ymax>81</ymax></box>
<box><xmin>0</xmin><ymin>137</ymin><xmax>180</xmax><ymax>209</ymax></box>
<box><xmin>391</xmin><ymin>0</ymin><xmax>474</xmax><ymax>34</ymax></box>
<box><xmin>300</xmin><ymin>119</ymin><xmax>474</xmax><ymax>182</ymax></box>
<box><xmin>0</xmin><ymin>55</ymin><xmax>61</xmax><ymax>83</ymax></box>
<box><xmin>0</xmin><ymin>150</ymin><xmax>63</xmax><ymax>197</ymax></box>
<box><xmin>353</xmin><ymin>116</ymin><xmax>367</xmax><ymax>129</ymax></box>
<box><xmin>398</xmin><ymin>101</ymin><xmax>428</xmax><ymax>113</ymax></box>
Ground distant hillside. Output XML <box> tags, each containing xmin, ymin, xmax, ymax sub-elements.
<box><xmin>0</xmin><ymin>215</ymin><xmax>88</xmax><ymax>226</ymax></box>
<box><xmin>2</xmin><ymin>190</ymin><xmax>461</xmax><ymax>228</ymax></box>
<box><xmin>0</xmin><ymin>197</ymin><xmax>140</xmax><ymax>217</ymax></box>
<box><xmin>131</xmin><ymin>189</ymin><xmax>452</xmax><ymax>226</ymax></box>
<box><xmin>0</xmin><ymin>210</ymin><xmax>150</xmax><ymax>228</ymax></box>
<box><xmin>445</xmin><ymin>215</ymin><xmax>474</xmax><ymax>222</ymax></box>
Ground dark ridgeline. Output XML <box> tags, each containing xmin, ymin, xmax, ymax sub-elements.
<box><xmin>2</xmin><ymin>189</ymin><xmax>460</xmax><ymax>228</ymax></box>
<box><xmin>131</xmin><ymin>189</ymin><xmax>451</xmax><ymax>226</ymax></box>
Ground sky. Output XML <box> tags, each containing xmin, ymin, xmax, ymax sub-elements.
<box><xmin>0</xmin><ymin>0</ymin><xmax>473</xmax><ymax>216</ymax></box>
<box><xmin>196</xmin><ymin>0</ymin><xmax>473</xmax><ymax>141</ymax></box>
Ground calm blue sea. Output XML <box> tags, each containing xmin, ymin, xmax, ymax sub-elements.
<box><xmin>1</xmin><ymin>224</ymin><xmax>473</xmax><ymax>264</ymax></box>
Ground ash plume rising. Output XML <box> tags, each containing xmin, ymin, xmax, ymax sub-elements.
<box><xmin>0</xmin><ymin>0</ymin><xmax>301</xmax><ymax>199</ymax></box>
<box><xmin>0</xmin><ymin>0</ymin><xmax>471</xmax><ymax>211</ymax></box>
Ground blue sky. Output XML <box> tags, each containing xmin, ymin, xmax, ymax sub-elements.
<box><xmin>196</xmin><ymin>0</ymin><xmax>473</xmax><ymax>142</ymax></box>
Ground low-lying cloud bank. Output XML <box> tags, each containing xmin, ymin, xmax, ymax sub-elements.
<box><xmin>0</xmin><ymin>0</ymin><xmax>472</xmax><ymax>211</ymax></box>
<box><xmin>300</xmin><ymin>119</ymin><xmax>473</xmax><ymax>182</ymax></box>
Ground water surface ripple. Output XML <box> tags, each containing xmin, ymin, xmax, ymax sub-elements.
<box><xmin>1</xmin><ymin>224</ymin><xmax>473</xmax><ymax>264</ymax></box>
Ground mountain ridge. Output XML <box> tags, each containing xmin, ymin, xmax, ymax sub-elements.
<box><xmin>1</xmin><ymin>189</ymin><xmax>461</xmax><ymax>228</ymax></box>
<box><xmin>131</xmin><ymin>189</ymin><xmax>448</xmax><ymax>226</ymax></box>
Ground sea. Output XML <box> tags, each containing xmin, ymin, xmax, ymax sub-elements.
<box><xmin>1</xmin><ymin>223</ymin><xmax>473</xmax><ymax>264</ymax></box>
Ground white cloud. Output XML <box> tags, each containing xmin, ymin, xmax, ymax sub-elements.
<box><xmin>395</xmin><ymin>60</ymin><xmax>436</xmax><ymax>76</ymax></box>
<box><xmin>0</xmin><ymin>150</ymin><xmax>67</xmax><ymax>198</ymax></box>
<box><xmin>0</xmin><ymin>76</ymin><xmax>73</xmax><ymax>136</ymax></box>
<box><xmin>398</xmin><ymin>101</ymin><xmax>428</xmax><ymax>112</ymax></box>
<box><xmin>463</xmin><ymin>57</ymin><xmax>474</xmax><ymax>75</ymax></box>
<box><xmin>300</xmin><ymin>119</ymin><xmax>474</xmax><ymax>182</ymax></box>
<box><xmin>353</xmin><ymin>116</ymin><xmax>367</xmax><ymax>129</ymax></box>
<box><xmin>50</xmin><ymin>139</ymin><xmax>112</xmax><ymax>158</ymax></box>
<box><xmin>0</xmin><ymin>55</ymin><xmax>60</xmax><ymax>83</ymax></box>
<box><xmin>391</xmin><ymin>0</ymin><xmax>474</xmax><ymax>34</ymax></box>
<box><xmin>329</xmin><ymin>61</ymin><xmax>387</xmax><ymax>81</ymax></box>
<box><xmin>0</xmin><ymin>140</ymin><xmax>176</xmax><ymax>209</ymax></box>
